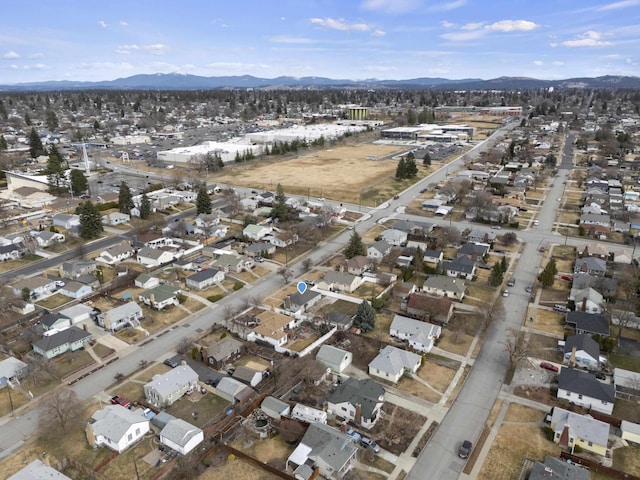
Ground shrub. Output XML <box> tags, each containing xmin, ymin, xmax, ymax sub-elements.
<box><xmin>177</xmin><ymin>293</ymin><xmax>187</xmax><ymax>304</ymax></box>
<box><xmin>95</xmin><ymin>201</ymin><xmax>119</xmax><ymax>211</ymax></box>
<box><xmin>233</xmin><ymin>282</ymin><xmax>243</xmax><ymax>291</ymax></box>
<box><xmin>543</xmin><ymin>426</ymin><xmax>554</xmax><ymax>441</ymax></box>
<box><xmin>207</xmin><ymin>294</ymin><xmax>224</xmax><ymax>303</ymax></box>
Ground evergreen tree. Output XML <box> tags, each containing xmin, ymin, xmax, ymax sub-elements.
<box><xmin>24</xmin><ymin>112</ymin><xmax>31</xmax><ymax>126</ymax></box>
<box><xmin>538</xmin><ymin>258</ymin><xmax>557</xmax><ymax>287</ymax></box>
<box><xmin>45</xmin><ymin>145</ymin><xmax>66</xmax><ymax>193</ymax></box>
<box><xmin>139</xmin><ymin>193</ymin><xmax>151</xmax><ymax>219</ymax></box>
<box><xmin>28</xmin><ymin>127</ymin><xmax>45</xmax><ymax>158</ymax></box>
<box><xmin>405</xmin><ymin>155</ymin><xmax>418</xmax><ymax>178</ymax></box>
<box><xmin>354</xmin><ymin>300</ymin><xmax>376</xmax><ymax>333</ymax></box>
<box><xmin>77</xmin><ymin>201</ymin><xmax>103</xmax><ymax>239</ymax></box>
<box><xmin>271</xmin><ymin>183</ymin><xmax>289</xmax><ymax>222</ymax></box>
<box><xmin>70</xmin><ymin>169</ymin><xmax>88</xmax><ymax>196</ymax></box>
<box><xmin>344</xmin><ymin>230</ymin><xmax>366</xmax><ymax>259</ymax></box>
<box><xmin>395</xmin><ymin>157</ymin><xmax>407</xmax><ymax>179</ymax></box>
<box><xmin>489</xmin><ymin>262</ymin><xmax>504</xmax><ymax>286</ymax></box>
<box><xmin>423</xmin><ymin>152</ymin><xmax>431</xmax><ymax>166</ymax></box>
<box><xmin>500</xmin><ymin>255</ymin><xmax>508</xmax><ymax>273</ymax></box>
<box><xmin>118</xmin><ymin>181</ymin><xmax>135</xmax><ymax>214</ymax></box>
<box><xmin>46</xmin><ymin>110</ymin><xmax>59</xmax><ymax>131</ymax></box>
<box><xmin>0</xmin><ymin>135</ymin><xmax>7</xmax><ymax>150</ymax></box>
<box><xmin>196</xmin><ymin>185</ymin><xmax>212</xmax><ymax>214</ymax></box>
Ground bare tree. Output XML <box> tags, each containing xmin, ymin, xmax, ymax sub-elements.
<box><xmin>27</xmin><ymin>355</ymin><xmax>58</xmax><ymax>386</ymax></box>
<box><xmin>223</xmin><ymin>190</ymin><xmax>240</xmax><ymax>218</ymax></box>
<box><xmin>301</xmin><ymin>258</ymin><xmax>313</xmax><ymax>272</ymax></box>
<box><xmin>222</xmin><ymin>304</ymin><xmax>236</xmax><ymax>330</ymax></box>
<box><xmin>40</xmin><ymin>388</ymin><xmax>81</xmax><ymax>434</ymax></box>
<box><xmin>248</xmin><ymin>295</ymin><xmax>263</xmax><ymax>308</ymax></box>
<box><xmin>481</xmin><ymin>298</ymin><xmax>505</xmax><ymax>331</ymax></box>
<box><xmin>278</xmin><ymin>267</ymin><xmax>293</xmax><ymax>285</ymax></box>
<box><xmin>176</xmin><ymin>336</ymin><xmax>192</xmax><ymax>355</ymax></box>
<box><xmin>381</xmin><ymin>248</ymin><xmax>402</xmax><ymax>272</ymax></box>
<box><xmin>318</xmin><ymin>204</ymin><xmax>334</xmax><ymax>228</ymax></box>
<box><xmin>503</xmin><ymin>327</ymin><xmax>529</xmax><ymax>371</ymax></box>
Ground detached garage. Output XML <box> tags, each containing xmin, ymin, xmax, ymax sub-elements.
<box><xmin>59</xmin><ymin>304</ymin><xmax>94</xmax><ymax>325</ymax></box>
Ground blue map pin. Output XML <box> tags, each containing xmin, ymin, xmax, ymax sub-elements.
<box><xmin>296</xmin><ymin>281</ymin><xmax>307</xmax><ymax>295</ymax></box>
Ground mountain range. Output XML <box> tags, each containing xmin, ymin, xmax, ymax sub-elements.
<box><xmin>2</xmin><ymin>73</ymin><xmax>640</xmax><ymax>91</ymax></box>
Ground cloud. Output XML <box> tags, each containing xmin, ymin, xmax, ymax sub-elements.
<box><xmin>23</xmin><ymin>64</ymin><xmax>48</xmax><ymax>70</ymax></box>
<box><xmin>204</xmin><ymin>62</ymin><xmax>270</xmax><ymax>71</ymax></box>
<box><xmin>552</xmin><ymin>61</ymin><xmax>565</xmax><ymax>66</ymax></box>
<box><xmin>360</xmin><ymin>0</ymin><xmax>421</xmax><ymax>14</ymax></box>
<box><xmin>119</xmin><ymin>21</ymin><xmax>128</xmax><ymax>27</ymax></box>
<box><xmin>363</xmin><ymin>65</ymin><xmax>397</xmax><ymax>72</ymax></box>
<box><xmin>269</xmin><ymin>36</ymin><xmax>315</xmax><ymax>44</ymax></box>
<box><xmin>79</xmin><ymin>62</ymin><xmax>134</xmax><ymax>70</ymax></box>
<box><xmin>98</xmin><ymin>20</ymin><xmax>107</xmax><ymax>28</ymax></box>
<box><xmin>597</xmin><ymin>0</ymin><xmax>640</xmax><ymax>10</ymax></box>
<box><xmin>428</xmin><ymin>0</ymin><xmax>467</xmax><ymax>12</ymax></box>
<box><xmin>310</xmin><ymin>17</ymin><xmax>385</xmax><ymax>35</ymax></box>
<box><xmin>441</xmin><ymin>19</ymin><xmax>539</xmax><ymax>41</ymax></box>
<box><xmin>281</xmin><ymin>16</ymin><xmax>286</xmax><ymax>21</ymax></box>
<box><xmin>29</xmin><ymin>52</ymin><xmax>44</xmax><ymax>59</ymax></box>
<box><xmin>562</xmin><ymin>31</ymin><xmax>613</xmax><ymax>47</ymax></box>
<box><xmin>3</xmin><ymin>51</ymin><xmax>20</xmax><ymax>59</ymax></box>
<box><xmin>533</xmin><ymin>60</ymin><xmax>544</xmax><ymax>66</ymax></box>
<box><xmin>115</xmin><ymin>44</ymin><xmax>168</xmax><ymax>55</ymax></box>
<box><xmin>372</xmin><ymin>29</ymin><xmax>386</xmax><ymax>36</ymax></box>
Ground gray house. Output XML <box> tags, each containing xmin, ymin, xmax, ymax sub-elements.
<box><xmin>316</xmin><ymin>345</ymin><xmax>352</xmax><ymax>374</ymax></box>
<box><xmin>144</xmin><ymin>365</ymin><xmax>199</xmax><ymax>408</ymax></box>
<box><xmin>32</xmin><ymin>326</ymin><xmax>92</xmax><ymax>359</ymax></box>
<box><xmin>205</xmin><ymin>337</ymin><xmax>245</xmax><ymax>369</ymax></box>
<box><xmin>185</xmin><ymin>268</ymin><xmax>225</xmax><ymax>290</ymax></box>
<box><xmin>98</xmin><ymin>301</ymin><xmax>144</xmax><ymax>332</ymax></box>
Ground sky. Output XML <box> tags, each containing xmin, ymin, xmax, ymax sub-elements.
<box><xmin>1</xmin><ymin>0</ymin><xmax>640</xmax><ymax>84</ymax></box>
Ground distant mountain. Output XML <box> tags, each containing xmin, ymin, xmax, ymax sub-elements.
<box><xmin>1</xmin><ymin>73</ymin><xmax>640</xmax><ymax>91</ymax></box>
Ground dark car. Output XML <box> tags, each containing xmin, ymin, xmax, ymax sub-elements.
<box><xmin>540</xmin><ymin>361</ymin><xmax>559</xmax><ymax>373</ymax></box>
<box><xmin>458</xmin><ymin>440</ymin><xmax>472</xmax><ymax>459</ymax></box>
<box><xmin>164</xmin><ymin>358</ymin><xmax>179</xmax><ymax>368</ymax></box>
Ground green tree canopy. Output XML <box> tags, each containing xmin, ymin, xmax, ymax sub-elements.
<box><xmin>70</xmin><ymin>169</ymin><xmax>88</xmax><ymax>196</ymax></box>
<box><xmin>139</xmin><ymin>193</ymin><xmax>151</xmax><ymax>219</ymax></box>
<box><xmin>118</xmin><ymin>181</ymin><xmax>135</xmax><ymax>214</ymax></box>
<box><xmin>344</xmin><ymin>230</ymin><xmax>366</xmax><ymax>259</ymax></box>
<box><xmin>0</xmin><ymin>135</ymin><xmax>7</xmax><ymax>150</ymax></box>
<box><xmin>354</xmin><ymin>300</ymin><xmax>376</xmax><ymax>333</ymax></box>
<box><xmin>538</xmin><ymin>258</ymin><xmax>557</xmax><ymax>287</ymax></box>
<box><xmin>45</xmin><ymin>145</ymin><xmax>66</xmax><ymax>193</ymax></box>
<box><xmin>29</xmin><ymin>127</ymin><xmax>45</xmax><ymax>158</ymax></box>
<box><xmin>271</xmin><ymin>183</ymin><xmax>289</xmax><ymax>222</ymax></box>
<box><xmin>196</xmin><ymin>185</ymin><xmax>212</xmax><ymax>215</ymax></box>
<box><xmin>76</xmin><ymin>201</ymin><xmax>103</xmax><ymax>239</ymax></box>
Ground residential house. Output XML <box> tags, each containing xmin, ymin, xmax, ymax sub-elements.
<box><xmin>7</xmin><ymin>459</ymin><xmax>73</xmax><ymax>480</ymax></box>
<box><xmin>98</xmin><ymin>302</ymin><xmax>144</xmax><ymax>332</ymax></box>
<box><xmin>572</xmin><ymin>274</ymin><xmax>617</xmax><ymax>297</ymax></box>
<box><xmin>261</xmin><ymin>396</ymin><xmax>291</xmax><ymax>420</ymax></box>
<box><xmin>528</xmin><ymin>455</ymin><xmax>590</xmax><ymax>480</ymax></box>
<box><xmin>557</xmin><ymin>368</ymin><xmax>615</xmax><ymax>415</ymax></box>
<box><xmin>144</xmin><ymin>365</ymin><xmax>199</xmax><ymax>408</ymax></box>
<box><xmin>550</xmin><ymin>407</ymin><xmax>610</xmax><ymax>456</ymax></box>
<box><xmin>40</xmin><ymin>312</ymin><xmax>72</xmax><ymax>332</ymax></box>
<box><xmin>368</xmin><ymin>345</ymin><xmax>421</xmax><ymax>384</ymax></box>
<box><xmin>565</xmin><ymin>311</ymin><xmax>610</xmax><ymax>337</ymax></box>
<box><xmin>580</xmin><ymin>213</ymin><xmax>611</xmax><ymax>227</ymax></box>
<box><xmin>394</xmin><ymin>281</ymin><xmax>417</xmax><ymax>298</ymax></box>
<box><xmin>215</xmin><ymin>377</ymin><xmax>254</xmax><ymax>404</ymax></box>
<box><xmin>0</xmin><ymin>356</ymin><xmax>29</xmax><ymax>388</ymax></box>
<box><xmin>457</xmin><ymin>243</ymin><xmax>489</xmax><ymax>260</ymax></box>
<box><xmin>614</xmin><ymin>368</ymin><xmax>640</xmax><ymax>400</ymax></box>
<box><xmin>283</xmin><ymin>289</ymin><xmax>322</xmax><ymax>312</ymax></box>
<box><xmin>52</xmin><ymin>213</ymin><xmax>80</xmax><ymax>229</ymax></box>
<box><xmin>245</xmin><ymin>242</ymin><xmax>276</xmax><ymax>257</ymax></box>
<box><xmin>613</xmin><ymin>250</ymin><xmax>633</xmax><ymax>264</ymax></box>
<box><xmin>247</xmin><ymin>310</ymin><xmax>296</xmax><ymax>348</ymax></box>
<box><xmin>316</xmin><ymin>345</ymin><xmax>352</xmax><ymax>374</ymax></box>
<box><xmin>423</xmin><ymin>249</ymin><xmax>444</xmax><ymax>265</ymax></box>
<box><xmin>159</xmin><ymin>418</ymin><xmax>203</xmax><ymax>455</ymax></box>
<box><xmin>577</xmin><ymin>243</ymin><xmax>609</xmax><ymax>259</ymax></box>
<box><xmin>570</xmin><ymin>287</ymin><xmax>604</xmax><ymax>314</ymax></box>
<box><xmin>403</xmin><ymin>293</ymin><xmax>454</xmax><ymax>324</ymax></box>
<box><xmin>574</xmin><ymin>257</ymin><xmax>607</xmax><ymax>276</ymax></box>
<box><xmin>467</xmin><ymin>229</ymin><xmax>495</xmax><ymax>243</ymax></box>
<box><xmin>138</xmin><ymin>284</ymin><xmax>181</xmax><ymax>310</ymax></box>
<box><xmin>379</xmin><ymin>229</ymin><xmax>408</xmax><ymax>246</ymax></box>
<box><xmin>135</xmin><ymin>233</ymin><xmax>174</xmax><ymax>248</ymax></box>
<box><xmin>32</xmin><ymin>230</ymin><xmax>65</xmax><ymax>248</ymax></box>
<box><xmin>58</xmin><ymin>280</ymin><xmax>92</xmax><ymax>300</ymax></box>
<box><xmin>102</xmin><ymin>212</ymin><xmax>130</xmax><ymax>226</ymax></box>
<box><xmin>442</xmin><ymin>256</ymin><xmax>476</xmax><ymax>279</ymax></box>
<box><xmin>86</xmin><ymin>405</ymin><xmax>150</xmax><ymax>453</ymax></box>
<box><xmin>243</xmin><ymin>224</ymin><xmax>272</xmax><ymax>241</ymax></box>
<box><xmin>232</xmin><ymin>366</ymin><xmax>263</xmax><ymax>387</ymax></box>
<box><xmin>266</xmin><ymin>230</ymin><xmax>298</xmax><ymax>248</ymax></box>
<box><xmin>11</xmin><ymin>275</ymin><xmax>56</xmax><ymax>298</ymax></box>
<box><xmin>193</xmin><ymin>213</ymin><xmax>220</xmax><ymax>230</ymax></box>
<box><xmin>563</xmin><ymin>334</ymin><xmax>600</xmax><ymax>370</ymax></box>
<box><xmin>212</xmin><ymin>253</ymin><xmax>253</xmax><ymax>273</ymax></box>
<box><xmin>287</xmin><ymin>422</ymin><xmax>358</xmax><ymax>479</ymax></box>
<box><xmin>32</xmin><ymin>326</ymin><xmax>92</xmax><ymax>359</ymax></box>
<box><xmin>95</xmin><ymin>241</ymin><xmax>135</xmax><ymax>265</ymax></box>
<box><xmin>59</xmin><ymin>259</ymin><xmax>96</xmax><ymax>279</ymax></box>
<box><xmin>0</xmin><ymin>244</ymin><xmax>22</xmax><ymax>262</ymax></box>
<box><xmin>339</xmin><ymin>255</ymin><xmax>373</xmax><ymax>275</ymax></box>
<box><xmin>204</xmin><ymin>337</ymin><xmax>245</xmax><ymax>369</ymax></box>
<box><xmin>423</xmin><ymin>276</ymin><xmax>466</xmax><ymax>301</ymax></box>
<box><xmin>134</xmin><ymin>273</ymin><xmax>160</xmax><ymax>289</ymax></box>
<box><xmin>185</xmin><ymin>268</ymin><xmax>224</xmax><ymax>290</ymax></box>
<box><xmin>390</xmin><ymin>314</ymin><xmax>442</xmax><ymax>353</ymax></box>
<box><xmin>327</xmin><ymin>378</ymin><xmax>385</xmax><ymax>430</ymax></box>
<box><xmin>317</xmin><ymin>271</ymin><xmax>363</xmax><ymax>293</ymax></box>
<box><xmin>367</xmin><ymin>240</ymin><xmax>392</xmax><ymax>260</ymax></box>
<box><xmin>324</xmin><ymin>311</ymin><xmax>354</xmax><ymax>331</ymax></box>
<box><xmin>136</xmin><ymin>247</ymin><xmax>175</xmax><ymax>267</ymax></box>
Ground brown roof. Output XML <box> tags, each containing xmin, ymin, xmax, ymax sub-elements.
<box><xmin>406</xmin><ymin>293</ymin><xmax>453</xmax><ymax>319</ymax></box>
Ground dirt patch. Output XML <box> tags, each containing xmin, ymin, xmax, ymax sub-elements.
<box><xmin>512</xmin><ymin>386</ymin><xmax>558</xmax><ymax>407</ymax></box>
<box><xmin>200</xmin><ymin>456</ymin><xmax>283</xmax><ymax>480</ymax></box>
<box><xmin>614</xmin><ymin>398</ymin><xmax>640</xmax><ymax>424</ymax></box>
<box><xmin>504</xmin><ymin>403</ymin><xmax>546</xmax><ymax>423</ymax></box>
<box><xmin>613</xmin><ymin>445</ymin><xmax>640</xmax><ymax>477</ymax></box>
<box><xmin>525</xmin><ymin>332</ymin><xmax>563</xmax><ymax>362</ymax></box>
<box><xmin>231</xmin><ymin>434</ymin><xmax>295</xmax><ymax>465</ymax></box>
<box><xmin>477</xmin><ymin>424</ymin><xmax>562</xmax><ymax>480</ymax></box>
<box><xmin>327</xmin><ymin>332</ymin><xmax>386</xmax><ymax>370</ymax></box>
<box><xmin>369</xmin><ymin>403</ymin><xmax>427</xmax><ymax>456</ymax></box>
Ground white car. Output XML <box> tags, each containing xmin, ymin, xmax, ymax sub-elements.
<box><xmin>54</xmin><ymin>280</ymin><xmax>65</xmax><ymax>287</ymax></box>
<box><xmin>502</xmin><ymin>290</ymin><xmax>510</xmax><ymax>297</ymax></box>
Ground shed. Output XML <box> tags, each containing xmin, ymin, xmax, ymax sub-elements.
<box><xmin>261</xmin><ymin>396</ymin><xmax>291</xmax><ymax>420</ymax></box>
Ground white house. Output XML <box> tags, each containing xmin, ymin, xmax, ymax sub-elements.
<box><xmin>58</xmin><ymin>280</ymin><xmax>92</xmax><ymax>300</ymax></box>
<box><xmin>136</xmin><ymin>247</ymin><xmax>175</xmax><ymax>267</ymax></box>
<box><xmin>185</xmin><ymin>268</ymin><xmax>225</xmax><ymax>290</ymax></box>
<box><xmin>563</xmin><ymin>334</ymin><xmax>600</xmax><ymax>370</ymax></box>
<box><xmin>380</xmin><ymin>229</ymin><xmax>408</xmax><ymax>246</ymax></box>
<box><xmin>159</xmin><ymin>418</ymin><xmax>204</xmax><ymax>455</ymax></box>
<box><xmin>327</xmin><ymin>378</ymin><xmax>385</xmax><ymax>430</ymax></box>
<box><xmin>32</xmin><ymin>326</ymin><xmax>92</xmax><ymax>359</ymax></box>
<box><xmin>557</xmin><ymin>368</ymin><xmax>615</xmax><ymax>415</ymax></box>
<box><xmin>316</xmin><ymin>345</ymin><xmax>352</xmax><ymax>374</ymax></box>
<box><xmin>390</xmin><ymin>314</ymin><xmax>442</xmax><ymax>353</ymax></box>
<box><xmin>98</xmin><ymin>301</ymin><xmax>144</xmax><ymax>332</ymax></box>
<box><xmin>134</xmin><ymin>273</ymin><xmax>160</xmax><ymax>289</ymax></box>
<box><xmin>138</xmin><ymin>284</ymin><xmax>180</xmax><ymax>310</ymax></box>
<box><xmin>52</xmin><ymin>213</ymin><xmax>80</xmax><ymax>229</ymax></box>
<box><xmin>32</xmin><ymin>230</ymin><xmax>65</xmax><ymax>247</ymax></box>
<box><xmin>102</xmin><ymin>212</ymin><xmax>131</xmax><ymax>226</ymax></box>
<box><xmin>243</xmin><ymin>224</ymin><xmax>272</xmax><ymax>241</ymax></box>
<box><xmin>8</xmin><ymin>460</ymin><xmax>73</xmax><ymax>480</ymax></box>
<box><xmin>368</xmin><ymin>345</ymin><xmax>421</xmax><ymax>384</ymax></box>
<box><xmin>144</xmin><ymin>365</ymin><xmax>199</xmax><ymax>408</ymax></box>
<box><xmin>621</xmin><ymin>421</ymin><xmax>640</xmax><ymax>445</ymax></box>
<box><xmin>95</xmin><ymin>241</ymin><xmax>135</xmax><ymax>265</ymax></box>
<box><xmin>87</xmin><ymin>405</ymin><xmax>150</xmax><ymax>453</ymax></box>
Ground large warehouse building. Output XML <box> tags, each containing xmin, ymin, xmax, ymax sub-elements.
<box><xmin>380</xmin><ymin>124</ymin><xmax>474</xmax><ymax>142</ymax></box>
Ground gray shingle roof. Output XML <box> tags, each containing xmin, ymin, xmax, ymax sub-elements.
<box><xmin>144</xmin><ymin>365</ymin><xmax>198</xmax><ymax>397</ymax></box>
<box><xmin>369</xmin><ymin>345</ymin><xmax>421</xmax><ymax>376</ymax></box>
<box><xmin>564</xmin><ymin>334</ymin><xmax>599</xmax><ymax>361</ymax></box>
<box><xmin>90</xmin><ymin>405</ymin><xmax>148</xmax><ymax>443</ymax></box>
<box><xmin>550</xmin><ymin>406</ymin><xmax>610</xmax><ymax>447</ymax></box>
<box><xmin>528</xmin><ymin>455</ymin><xmax>590</xmax><ymax>480</ymax></box>
<box><xmin>328</xmin><ymin>378</ymin><xmax>384</xmax><ymax>419</ymax></box>
<box><xmin>32</xmin><ymin>326</ymin><xmax>91</xmax><ymax>352</ymax></box>
<box><xmin>299</xmin><ymin>422</ymin><xmax>358</xmax><ymax>473</ymax></box>
<box><xmin>565</xmin><ymin>311</ymin><xmax>610</xmax><ymax>336</ymax></box>
<box><xmin>160</xmin><ymin>418</ymin><xmax>202</xmax><ymax>447</ymax></box>
<box><xmin>558</xmin><ymin>368</ymin><xmax>615</xmax><ymax>403</ymax></box>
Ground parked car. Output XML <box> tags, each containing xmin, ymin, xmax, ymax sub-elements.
<box><xmin>164</xmin><ymin>358</ymin><xmax>179</xmax><ymax>368</ymax></box>
<box><xmin>525</xmin><ymin>286</ymin><xmax>533</xmax><ymax>293</ymax></box>
<box><xmin>540</xmin><ymin>362</ymin><xmax>559</xmax><ymax>373</ymax></box>
<box><xmin>110</xmin><ymin>395</ymin><xmax>132</xmax><ymax>409</ymax></box>
<box><xmin>561</xmin><ymin>275</ymin><xmax>573</xmax><ymax>282</ymax></box>
<box><xmin>360</xmin><ymin>437</ymin><xmax>380</xmax><ymax>453</ymax></box>
<box><xmin>507</xmin><ymin>279</ymin><xmax>515</xmax><ymax>287</ymax></box>
<box><xmin>502</xmin><ymin>290</ymin><xmax>510</xmax><ymax>297</ymax></box>
<box><xmin>304</xmin><ymin>279</ymin><xmax>315</xmax><ymax>286</ymax></box>
<box><xmin>458</xmin><ymin>440</ymin><xmax>472</xmax><ymax>459</ymax></box>
<box><xmin>346</xmin><ymin>428</ymin><xmax>361</xmax><ymax>443</ymax></box>
<box><xmin>255</xmin><ymin>256</ymin><xmax>264</xmax><ymax>263</ymax></box>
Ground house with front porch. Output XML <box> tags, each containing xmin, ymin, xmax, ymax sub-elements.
<box><xmin>368</xmin><ymin>345</ymin><xmax>421</xmax><ymax>384</ymax></box>
<box><xmin>211</xmin><ymin>253</ymin><xmax>254</xmax><ymax>273</ymax></box>
<box><xmin>317</xmin><ymin>271</ymin><xmax>363</xmax><ymax>293</ymax></box>
<box><xmin>32</xmin><ymin>326</ymin><xmax>92</xmax><ymax>359</ymax></box>
<box><xmin>550</xmin><ymin>407</ymin><xmax>609</xmax><ymax>456</ymax></box>
<box><xmin>32</xmin><ymin>230</ymin><xmax>65</xmax><ymax>248</ymax></box>
<box><xmin>442</xmin><ymin>256</ymin><xmax>476</xmax><ymax>279</ymax></box>
<box><xmin>422</xmin><ymin>276</ymin><xmax>466</xmax><ymax>301</ymax></box>
<box><xmin>557</xmin><ymin>367</ymin><xmax>615</xmax><ymax>415</ymax></box>
<box><xmin>95</xmin><ymin>241</ymin><xmax>135</xmax><ymax>265</ymax></box>
<box><xmin>390</xmin><ymin>314</ymin><xmax>442</xmax><ymax>353</ymax></box>
<box><xmin>327</xmin><ymin>378</ymin><xmax>385</xmax><ymax>430</ymax></box>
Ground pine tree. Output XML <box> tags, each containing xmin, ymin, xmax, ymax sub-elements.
<box><xmin>118</xmin><ymin>181</ymin><xmax>135</xmax><ymax>214</ymax></box>
<box><xmin>500</xmin><ymin>255</ymin><xmax>508</xmax><ymax>273</ymax></box>
<box><xmin>344</xmin><ymin>230</ymin><xmax>366</xmax><ymax>259</ymax></box>
<box><xmin>423</xmin><ymin>152</ymin><xmax>431</xmax><ymax>166</ymax></box>
<box><xmin>28</xmin><ymin>127</ymin><xmax>45</xmax><ymax>158</ymax></box>
<box><xmin>0</xmin><ymin>135</ymin><xmax>7</xmax><ymax>150</ymax></box>
<box><xmin>538</xmin><ymin>258</ymin><xmax>557</xmax><ymax>287</ymax></box>
<box><xmin>405</xmin><ymin>156</ymin><xmax>418</xmax><ymax>178</ymax></box>
<box><xmin>139</xmin><ymin>193</ymin><xmax>151</xmax><ymax>219</ymax></box>
<box><xmin>271</xmin><ymin>183</ymin><xmax>289</xmax><ymax>222</ymax></box>
<box><xmin>77</xmin><ymin>201</ymin><xmax>103</xmax><ymax>239</ymax></box>
<box><xmin>395</xmin><ymin>157</ymin><xmax>406</xmax><ymax>179</ymax></box>
<box><xmin>489</xmin><ymin>262</ymin><xmax>504</xmax><ymax>286</ymax></box>
<box><xmin>70</xmin><ymin>169</ymin><xmax>88</xmax><ymax>196</ymax></box>
<box><xmin>46</xmin><ymin>110</ymin><xmax>59</xmax><ymax>131</ymax></box>
<box><xmin>45</xmin><ymin>145</ymin><xmax>66</xmax><ymax>192</ymax></box>
<box><xmin>24</xmin><ymin>112</ymin><xmax>31</xmax><ymax>126</ymax></box>
<box><xmin>196</xmin><ymin>186</ymin><xmax>212</xmax><ymax>215</ymax></box>
<box><xmin>354</xmin><ymin>300</ymin><xmax>376</xmax><ymax>333</ymax></box>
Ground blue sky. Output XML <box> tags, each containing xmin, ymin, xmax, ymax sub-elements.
<box><xmin>1</xmin><ymin>0</ymin><xmax>639</xmax><ymax>83</ymax></box>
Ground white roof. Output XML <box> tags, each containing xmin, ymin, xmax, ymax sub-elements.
<box><xmin>8</xmin><ymin>459</ymin><xmax>72</xmax><ymax>480</ymax></box>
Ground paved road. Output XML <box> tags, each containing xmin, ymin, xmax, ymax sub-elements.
<box><xmin>407</xmin><ymin>129</ymin><xmax>576</xmax><ymax>480</ymax></box>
